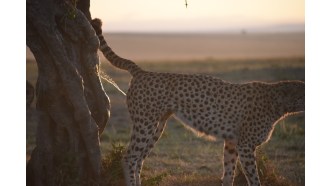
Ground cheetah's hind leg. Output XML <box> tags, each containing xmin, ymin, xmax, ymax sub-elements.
<box><xmin>221</xmin><ymin>139</ymin><xmax>238</xmax><ymax>186</ymax></box>
<box><xmin>123</xmin><ymin>111</ymin><xmax>172</xmax><ymax>186</ymax></box>
<box><xmin>135</xmin><ymin>112</ymin><xmax>171</xmax><ymax>186</ymax></box>
<box><xmin>236</xmin><ymin>145</ymin><xmax>261</xmax><ymax>186</ymax></box>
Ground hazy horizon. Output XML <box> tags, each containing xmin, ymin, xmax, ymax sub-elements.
<box><xmin>26</xmin><ymin>32</ymin><xmax>304</xmax><ymax>61</ymax></box>
<box><xmin>100</xmin><ymin>25</ymin><xmax>305</xmax><ymax>34</ymax></box>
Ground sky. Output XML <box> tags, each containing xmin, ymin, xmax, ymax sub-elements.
<box><xmin>90</xmin><ymin>0</ymin><xmax>305</xmax><ymax>33</ymax></box>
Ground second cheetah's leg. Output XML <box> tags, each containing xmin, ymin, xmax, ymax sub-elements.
<box><xmin>135</xmin><ymin>112</ymin><xmax>171</xmax><ymax>186</ymax></box>
<box><xmin>221</xmin><ymin>139</ymin><xmax>238</xmax><ymax>186</ymax></box>
<box><xmin>237</xmin><ymin>145</ymin><xmax>261</xmax><ymax>186</ymax></box>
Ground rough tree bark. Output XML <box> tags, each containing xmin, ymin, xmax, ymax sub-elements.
<box><xmin>26</xmin><ymin>0</ymin><xmax>110</xmax><ymax>185</ymax></box>
<box><xmin>26</xmin><ymin>81</ymin><xmax>34</xmax><ymax>108</ymax></box>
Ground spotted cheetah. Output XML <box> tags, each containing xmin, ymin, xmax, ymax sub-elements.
<box><xmin>91</xmin><ymin>19</ymin><xmax>305</xmax><ymax>186</ymax></box>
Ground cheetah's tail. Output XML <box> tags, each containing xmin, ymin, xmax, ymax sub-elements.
<box><xmin>91</xmin><ymin>18</ymin><xmax>144</xmax><ymax>77</ymax></box>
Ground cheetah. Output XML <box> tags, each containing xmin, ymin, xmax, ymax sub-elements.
<box><xmin>91</xmin><ymin>19</ymin><xmax>305</xmax><ymax>186</ymax></box>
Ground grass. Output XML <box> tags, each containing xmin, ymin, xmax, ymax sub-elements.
<box><xmin>27</xmin><ymin>57</ymin><xmax>305</xmax><ymax>185</ymax></box>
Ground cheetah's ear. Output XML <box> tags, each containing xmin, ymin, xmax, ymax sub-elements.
<box><xmin>91</xmin><ymin>18</ymin><xmax>103</xmax><ymax>35</ymax></box>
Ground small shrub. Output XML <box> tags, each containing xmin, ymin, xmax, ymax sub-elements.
<box><xmin>256</xmin><ymin>150</ymin><xmax>293</xmax><ymax>186</ymax></box>
<box><xmin>234</xmin><ymin>150</ymin><xmax>293</xmax><ymax>186</ymax></box>
<box><xmin>142</xmin><ymin>172</ymin><xmax>168</xmax><ymax>186</ymax></box>
<box><xmin>101</xmin><ymin>143</ymin><xmax>126</xmax><ymax>186</ymax></box>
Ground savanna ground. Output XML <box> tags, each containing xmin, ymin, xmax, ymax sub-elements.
<box><xmin>27</xmin><ymin>33</ymin><xmax>305</xmax><ymax>186</ymax></box>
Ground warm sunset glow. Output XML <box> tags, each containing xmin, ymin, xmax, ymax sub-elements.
<box><xmin>90</xmin><ymin>0</ymin><xmax>304</xmax><ymax>32</ymax></box>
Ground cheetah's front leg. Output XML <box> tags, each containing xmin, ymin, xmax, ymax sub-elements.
<box><xmin>221</xmin><ymin>140</ymin><xmax>238</xmax><ymax>186</ymax></box>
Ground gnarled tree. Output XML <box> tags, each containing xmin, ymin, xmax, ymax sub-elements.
<box><xmin>26</xmin><ymin>0</ymin><xmax>110</xmax><ymax>185</ymax></box>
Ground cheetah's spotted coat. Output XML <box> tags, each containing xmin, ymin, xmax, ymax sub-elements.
<box><xmin>91</xmin><ymin>19</ymin><xmax>305</xmax><ymax>186</ymax></box>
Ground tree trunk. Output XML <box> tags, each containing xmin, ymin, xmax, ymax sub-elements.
<box><xmin>26</xmin><ymin>0</ymin><xmax>110</xmax><ymax>185</ymax></box>
<box><xmin>26</xmin><ymin>81</ymin><xmax>34</xmax><ymax>108</ymax></box>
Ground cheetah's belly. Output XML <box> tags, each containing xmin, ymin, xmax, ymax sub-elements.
<box><xmin>172</xmin><ymin>111</ymin><xmax>217</xmax><ymax>140</ymax></box>
<box><xmin>172</xmin><ymin>107</ymin><xmax>238</xmax><ymax>141</ymax></box>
